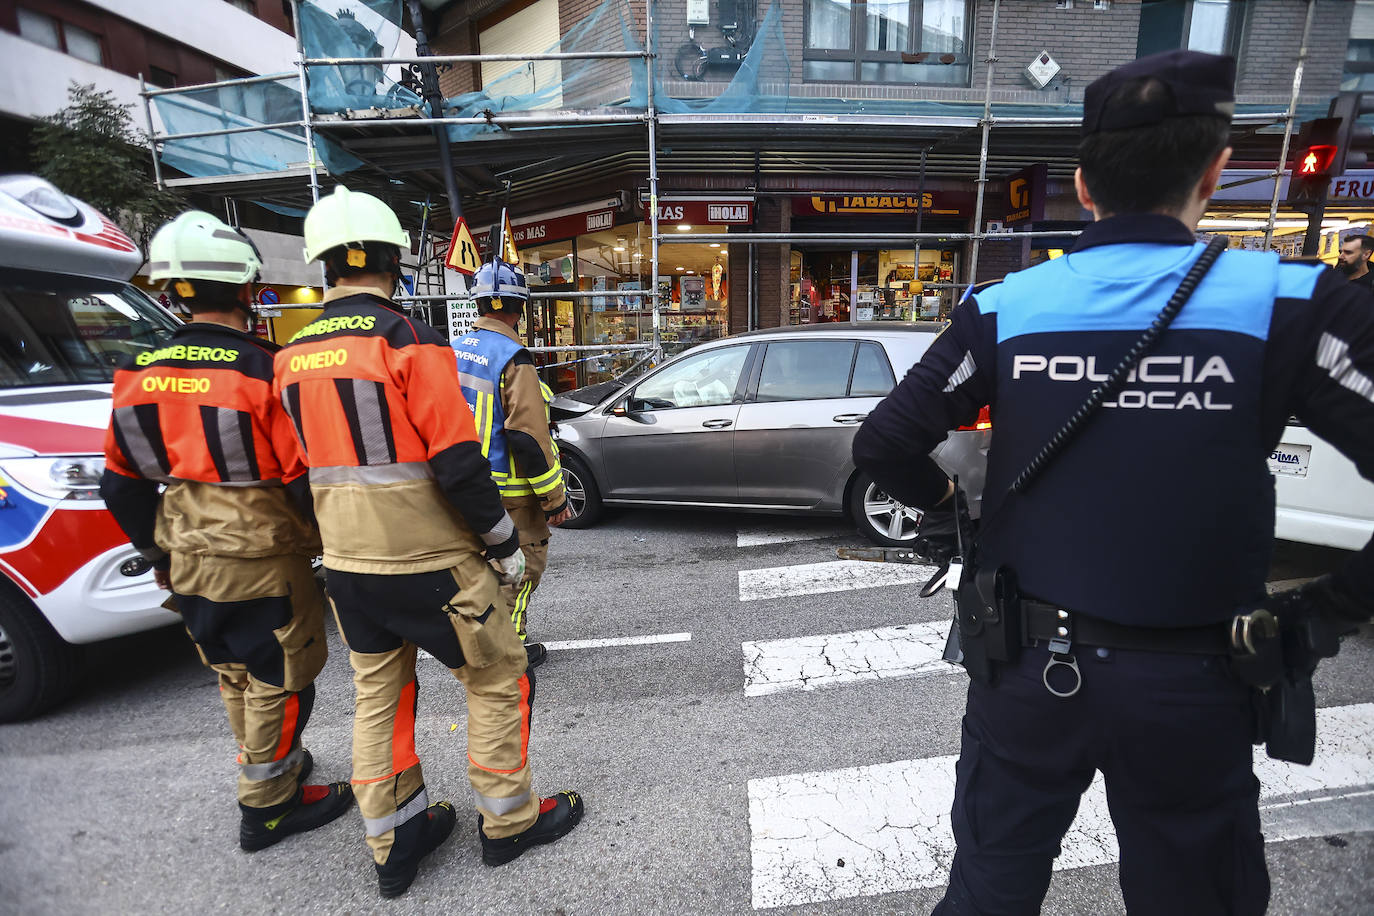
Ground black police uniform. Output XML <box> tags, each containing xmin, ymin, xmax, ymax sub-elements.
<box><xmin>853</xmin><ymin>50</ymin><xmax>1374</xmax><ymax>915</ymax></box>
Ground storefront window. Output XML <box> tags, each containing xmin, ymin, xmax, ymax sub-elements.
<box><xmin>792</xmin><ymin>247</ymin><xmax>957</xmax><ymax>323</ymax></box>
<box><xmin>517</xmin><ymin>219</ymin><xmax>730</xmax><ymax>390</ymax></box>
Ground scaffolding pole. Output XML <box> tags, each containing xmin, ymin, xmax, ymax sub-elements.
<box><xmin>405</xmin><ymin>0</ymin><xmax>464</xmax><ymax>222</ymax></box>
<box><xmin>138</xmin><ymin>75</ymin><xmax>165</xmax><ymax>192</ymax></box>
<box><xmin>647</xmin><ymin>0</ymin><xmax>662</xmax><ymax>359</ymax></box>
<box><xmin>290</xmin><ymin>0</ymin><xmax>326</xmax><ymax>288</ymax></box>
<box><xmin>1263</xmin><ymin>0</ymin><xmax>1317</xmax><ymax>250</ymax></box>
<box><xmin>966</xmin><ymin>0</ymin><xmax>1000</xmax><ymax>289</ymax></box>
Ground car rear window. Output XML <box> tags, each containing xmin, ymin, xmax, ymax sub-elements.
<box><xmin>850</xmin><ymin>341</ymin><xmax>896</xmax><ymax>396</ymax></box>
<box><xmin>756</xmin><ymin>340</ymin><xmax>856</xmax><ymax>402</ymax></box>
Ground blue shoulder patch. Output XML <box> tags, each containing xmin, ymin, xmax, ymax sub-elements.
<box><xmin>1275</xmin><ymin>260</ymin><xmax>1325</xmax><ymax>301</ymax></box>
<box><xmin>980</xmin><ymin>243</ymin><xmax>1280</xmax><ymax>343</ymax></box>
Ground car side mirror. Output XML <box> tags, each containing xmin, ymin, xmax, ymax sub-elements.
<box><xmin>612</xmin><ymin>397</ymin><xmax>649</xmax><ymax>420</ymax></box>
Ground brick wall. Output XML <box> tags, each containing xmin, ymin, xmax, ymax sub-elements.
<box><xmin>973</xmin><ymin>235</ymin><xmax>1028</xmax><ymax>284</ymax></box>
<box><xmin>1237</xmin><ymin>0</ymin><xmax>1351</xmax><ymax>101</ymax></box>
<box><xmin>970</xmin><ymin>0</ymin><xmax>1141</xmax><ymax>99</ymax></box>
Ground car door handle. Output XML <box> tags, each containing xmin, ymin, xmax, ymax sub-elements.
<box><xmin>832</xmin><ymin>413</ymin><xmax>868</xmax><ymax>424</ymax></box>
<box><xmin>702</xmin><ymin>418</ymin><xmax>733</xmax><ymax>429</ymax></box>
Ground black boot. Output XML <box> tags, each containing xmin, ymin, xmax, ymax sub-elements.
<box><xmin>239</xmin><ymin>782</ymin><xmax>353</xmax><ymax>852</ymax></box>
<box><xmin>479</xmin><ymin>790</ymin><xmax>584</xmax><ymax>866</ymax></box>
<box><xmin>375</xmin><ymin>799</ymin><xmax>457</xmax><ymax>898</ymax></box>
<box><xmin>525</xmin><ymin>642</ymin><xmax>548</xmax><ymax>668</ymax></box>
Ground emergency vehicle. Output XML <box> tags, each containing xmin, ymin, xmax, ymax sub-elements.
<box><xmin>0</xmin><ymin>175</ymin><xmax>181</xmax><ymax>721</ymax></box>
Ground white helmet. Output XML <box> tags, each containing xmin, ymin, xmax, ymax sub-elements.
<box><xmin>303</xmin><ymin>185</ymin><xmax>410</xmax><ymax>263</ymax></box>
<box><xmin>148</xmin><ymin>211</ymin><xmax>262</xmax><ymax>285</ymax></box>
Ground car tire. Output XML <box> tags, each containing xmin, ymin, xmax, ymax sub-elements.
<box><xmin>558</xmin><ymin>453</ymin><xmax>604</xmax><ymax>529</ymax></box>
<box><xmin>0</xmin><ymin>586</ymin><xmax>82</xmax><ymax>723</ymax></box>
<box><xmin>848</xmin><ymin>471</ymin><xmax>925</xmax><ymax>547</ymax></box>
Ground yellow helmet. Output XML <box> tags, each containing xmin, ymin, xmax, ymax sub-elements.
<box><xmin>148</xmin><ymin>211</ymin><xmax>261</xmax><ymax>285</ymax></box>
<box><xmin>303</xmin><ymin>185</ymin><xmax>410</xmax><ymax>263</ymax></box>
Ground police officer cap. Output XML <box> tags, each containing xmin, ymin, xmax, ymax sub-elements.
<box><xmin>1082</xmin><ymin>50</ymin><xmax>1235</xmax><ymax>136</ymax></box>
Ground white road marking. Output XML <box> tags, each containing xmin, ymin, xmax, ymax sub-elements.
<box><xmin>749</xmin><ymin>703</ymin><xmax>1374</xmax><ymax>910</ymax></box>
<box><xmin>737</xmin><ymin>522</ymin><xmax>853</xmax><ymax>548</ymax></box>
<box><xmin>742</xmin><ymin>621</ymin><xmax>955</xmax><ymax>697</ymax></box>
<box><xmin>418</xmin><ymin>631</ymin><xmax>691</xmax><ymax>663</ymax></box>
<box><xmin>739</xmin><ymin>559</ymin><xmax>940</xmax><ymax>602</ymax></box>
<box><xmin>546</xmin><ymin>632</ymin><xmax>692</xmax><ymax>651</ymax></box>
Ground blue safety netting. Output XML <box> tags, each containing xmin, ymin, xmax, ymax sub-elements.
<box><xmin>150</xmin><ymin>0</ymin><xmax>1300</xmax><ymax>184</ymax></box>
<box><xmin>151</xmin><ymin>75</ymin><xmax>363</xmax><ymax>179</ymax></box>
<box><xmin>299</xmin><ymin>0</ymin><xmax>421</xmax><ymax>114</ymax></box>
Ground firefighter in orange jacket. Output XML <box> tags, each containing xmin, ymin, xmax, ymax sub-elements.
<box><xmin>274</xmin><ymin>186</ymin><xmax>584</xmax><ymax>898</ymax></box>
<box><xmin>100</xmin><ymin>211</ymin><xmax>353</xmax><ymax>851</ymax></box>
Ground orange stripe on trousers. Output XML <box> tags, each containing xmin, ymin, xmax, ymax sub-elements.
<box><xmin>393</xmin><ymin>678</ymin><xmax>420</xmax><ymax>775</ymax></box>
<box><xmin>467</xmin><ymin>673</ymin><xmax>532</xmax><ymax>774</ymax></box>
<box><xmin>273</xmin><ymin>693</ymin><xmax>300</xmax><ymax>760</ymax></box>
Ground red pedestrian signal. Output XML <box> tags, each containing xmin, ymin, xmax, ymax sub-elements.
<box><xmin>1298</xmin><ymin>144</ymin><xmax>1337</xmax><ymax>176</ymax></box>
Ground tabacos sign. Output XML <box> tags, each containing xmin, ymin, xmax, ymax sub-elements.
<box><xmin>793</xmin><ymin>191</ymin><xmax>975</xmax><ymax>218</ymax></box>
<box><xmin>643</xmin><ymin>197</ymin><xmax>754</xmax><ymax>225</ymax></box>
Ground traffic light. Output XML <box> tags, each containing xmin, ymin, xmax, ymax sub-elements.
<box><xmin>1327</xmin><ymin>91</ymin><xmax>1374</xmax><ymax>174</ymax></box>
<box><xmin>1287</xmin><ymin>118</ymin><xmax>1340</xmax><ymax>204</ymax></box>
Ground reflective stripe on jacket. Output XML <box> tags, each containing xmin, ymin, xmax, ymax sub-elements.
<box><xmin>452</xmin><ymin>318</ymin><xmax>565</xmax><ymax>508</ymax></box>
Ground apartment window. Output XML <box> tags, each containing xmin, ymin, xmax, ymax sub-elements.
<box><xmin>1137</xmin><ymin>0</ymin><xmax>1243</xmax><ymax>58</ymax></box>
<box><xmin>16</xmin><ymin>9</ymin><xmax>61</xmax><ymax>50</ymax></box>
<box><xmin>1344</xmin><ymin>0</ymin><xmax>1374</xmax><ymax>91</ymax></box>
<box><xmin>224</xmin><ymin>0</ymin><xmax>257</xmax><ymax>11</ymax></box>
<box><xmin>16</xmin><ymin>8</ymin><xmax>103</xmax><ymax>65</ymax></box>
<box><xmin>149</xmin><ymin>66</ymin><xmax>178</xmax><ymax>89</ymax></box>
<box><xmin>804</xmin><ymin>0</ymin><xmax>971</xmax><ymax>85</ymax></box>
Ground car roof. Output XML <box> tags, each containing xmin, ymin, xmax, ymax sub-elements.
<box><xmin>731</xmin><ymin>321</ymin><xmax>943</xmax><ymax>340</ymax></box>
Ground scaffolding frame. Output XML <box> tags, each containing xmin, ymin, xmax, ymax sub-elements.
<box><xmin>140</xmin><ymin>0</ymin><xmax>1312</xmax><ymax>355</ymax></box>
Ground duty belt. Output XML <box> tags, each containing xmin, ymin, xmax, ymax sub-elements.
<box><xmin>1021</xmin><ymin>600</ymin><xmax>1231</xmax><ymax>656</ymax></box>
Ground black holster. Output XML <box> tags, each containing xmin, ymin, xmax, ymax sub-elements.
<box><xmin>951</xmin><ymin>565</ymin><xmax>1021</xmax><ymax>687</ymax></box>
<box><xmin>1230</xmin><ymin>608</ymin><xmax>1345</xmax><ymax>766</ymax></box>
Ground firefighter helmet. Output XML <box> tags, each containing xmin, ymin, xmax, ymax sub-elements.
<box><xmin>472</xmin><ymin>261</ymin><xmax>529</xmax><ymax>314</ymax></box>
<box><xmin>148</xmin><ymin>211</ymin><xmax>262</xmax><ymax>285</ymax></box>
<box><xmin>302</xmin><ymin>185</ymin><xmax>410</xmax><ymax>263</ymax></box>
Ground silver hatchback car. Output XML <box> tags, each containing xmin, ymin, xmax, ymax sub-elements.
<box><xmin>548</xmin><ymin>323</ymin><xmax>989</xmax><ymax>545</ymax></box>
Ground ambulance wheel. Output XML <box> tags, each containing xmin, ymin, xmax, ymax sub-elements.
<box><xmin>559</xmin><ymin>454</ymin><xmax>603</xmax><ymax>529</ymax></box>
<box><xmin>0</xmin><ymin>588</ymin><xmax>81</xmax><ymax>723</ymax></box>
<box><xmin>849</xmin><ymin>471</ymin><xmax>924</xmax><ymax>547</ymax></box>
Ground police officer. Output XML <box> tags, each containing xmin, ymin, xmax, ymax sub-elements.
<box><xmin>101</xmin><ymin>211</ymin><xmax>353</xmax><ymax>851</ymax></box>
<box><xmin>853</xmin><ymin>51</ymin><xmax>1374</xmax><ymax>914</ymax></box>
<box><xmin>274</xmin><ymin>187</ymin><xmax>583</xmax><ymax>898</ymax></box>
<box><xmin>452</xmin><ymin>260</ymin><xmax>572</xmax><ymax>668</ymax></box>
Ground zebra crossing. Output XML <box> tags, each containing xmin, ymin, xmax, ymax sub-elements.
<box><xmin>732</xmin><ymin>521</ymin><xmax>1374</xmax><ymax>911</ymax></box>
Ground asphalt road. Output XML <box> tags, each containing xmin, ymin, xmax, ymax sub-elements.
<box><xmin>0</xmin><ymin>510</ymin><xmax>1369</xmax><ymax>915</ymax></box>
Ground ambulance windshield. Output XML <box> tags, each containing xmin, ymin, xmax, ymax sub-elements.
<box><xmin>0</xmin><ymin>269</ymin><xmax>180</xmax><ymax>388</ymax></box>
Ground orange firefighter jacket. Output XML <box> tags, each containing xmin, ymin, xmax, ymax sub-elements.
<box><xmin>272</xmin><ymin>286</ymin><xmax>519</xmax><ymax>574</ymax></box>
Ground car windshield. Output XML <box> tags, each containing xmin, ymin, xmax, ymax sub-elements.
<box><xmin>0</xmin><ymin>269</ymin><xmax>180</xmax><ymax>388</ymax></box>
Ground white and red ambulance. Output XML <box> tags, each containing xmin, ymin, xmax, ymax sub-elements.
<box><xmin>0</xmin><ymin>175</ymin><xmax>181</xmax><ymax>721</ymax></box>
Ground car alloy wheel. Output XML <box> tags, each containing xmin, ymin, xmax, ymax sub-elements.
<box><xmin>861</xmin><ymin>480</ymin><xmax>923</xmax><ymax>543</ymax></box>
<box><xmin>0</xmin><ymin>617</ymin><xmax>15</xmax><ymax>691</ymax></box>
<box><xmin>563</xmin><ymin>464</ymin><xmax>588</xmax><ymax>518</ymax></box>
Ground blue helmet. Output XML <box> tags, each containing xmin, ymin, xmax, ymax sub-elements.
<box><xmin>472</xmin><ymin>260</ymin><xmax>529</xmax><ymax>314</ymax></box>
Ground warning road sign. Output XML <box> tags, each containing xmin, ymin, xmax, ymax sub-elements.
<box><xmin>446</xmin><ymin>218</ymin><xmax>481</xmax><ymax>275</ymax></box>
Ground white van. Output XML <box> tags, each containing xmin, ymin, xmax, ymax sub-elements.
<box><xmin>1270</xmin><ymin>423</ymin><xmax>1374</xmax><ymax>551</ymax></box>
<box><xmin>0</xmin><ymin>175</ymin><xmax>181</xmax><ymax>721</ymax></box>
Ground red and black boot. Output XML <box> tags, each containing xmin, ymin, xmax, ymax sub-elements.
<box><xmin>479</xmin><ymin>790</ymin><xmax>585</xmax><ymax>866</ymax></box>
<box><xmin>239</xmin><ymin>782</ymin><xmax>354</xmax><ymax>851</ymax></box>
<box><xmin>375</xmin><ymin>798</ymin><xmax>457</xmax><ymax>898</ymax></box>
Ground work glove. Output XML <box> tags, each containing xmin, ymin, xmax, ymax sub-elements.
<box><xmin>911</xmin><ymin>494</ymin><xmax>973</xmax><ymax>565</ymax></box>
<box><xmin>489</xmin><ymin>547</ymin><xmax>527</xmax><ymax>586</ymax></box>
